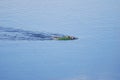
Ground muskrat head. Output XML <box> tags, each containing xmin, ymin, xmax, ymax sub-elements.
<box><xmin>67</xmin><ymin>36</ymin><xmax>78</xmax><ymax>40</ymax></box>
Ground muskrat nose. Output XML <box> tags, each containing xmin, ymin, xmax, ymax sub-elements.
<box><xmin>73</xmin><ymin>37</ymin><xmax>78</xmax><ymax>40</ymax></box>
<box><xmin>70</xmin><ymin>36</ymin><xmax>78</xmax><ymax>40</ymax></box>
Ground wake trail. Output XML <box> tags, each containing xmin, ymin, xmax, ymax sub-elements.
<box><xmin>0</xmin><ymin>27</ymin><xmax>65</xmax><ymax>40</ymax></box>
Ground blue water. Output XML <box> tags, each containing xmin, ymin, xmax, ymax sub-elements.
<box><xmin>0</xmin><ymin>0</ymin><xmax>120</xmax><ymax>80</ymax></box>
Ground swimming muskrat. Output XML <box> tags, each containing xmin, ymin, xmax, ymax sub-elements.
<box><xmin>53</xmin><ymin>36</ymin><xmax>78</xmax><ymax>40</ymax></box>
<box><xmin>0</xmin><ymin>27</ymin><xmax>78</xmax><ymax>40</ymax></box>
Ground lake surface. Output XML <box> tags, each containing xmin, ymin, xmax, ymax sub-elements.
<box><xmin>0</xmin><ymin>0</ymin><xmax>120</xmax><ymax>80</ymax></box>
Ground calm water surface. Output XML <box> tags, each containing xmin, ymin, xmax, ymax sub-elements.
<box><xmin>0</xmin><ymin>0</ymin><xmax>120</xmax><ymax>80</ymax></box>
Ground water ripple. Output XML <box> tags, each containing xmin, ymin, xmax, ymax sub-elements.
<box><xmin>0</xmin><ymin>27</ymin><xmax>65</xmax><ymax>40</ymax></box>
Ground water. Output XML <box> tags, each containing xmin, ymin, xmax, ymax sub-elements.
<box><xmin>0</xmin><ymin>0</ymin><xmax>120</xmax><ymax>80</ymax></box>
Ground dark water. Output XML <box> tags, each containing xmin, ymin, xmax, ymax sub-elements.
<box><xmin>0</xmin><ymin>0</ymin><xmax>120</xmax><ymax>80</ymax></box>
